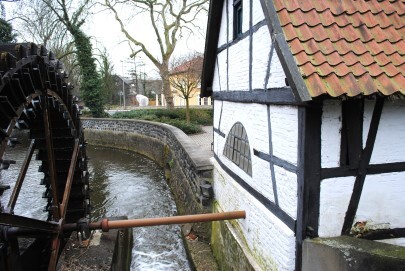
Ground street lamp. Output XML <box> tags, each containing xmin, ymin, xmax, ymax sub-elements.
<box><xmin>120</xmin><ymin>60</ymin><xmax>126</xmax><ymax>110</ymax></box>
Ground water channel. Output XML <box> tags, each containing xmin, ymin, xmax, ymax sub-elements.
<box><xmin>0</xmin><ymin>134</ymin><xmax>191</xmax><ymax>270</ymax></box>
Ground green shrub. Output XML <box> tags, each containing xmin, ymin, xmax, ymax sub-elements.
<box><xmin>189</xmin><ymin>108</ymin><xmax>213</xmax><ymax>125</ymax></box>
<box><xmin>111</xmin><ymin>108</ymin><xmax>212</xmax><ymax>134</ymax></box>
<box><xmin>141</xmin><ymin>114</ymin><xmax>158</xmax><ymax>121</ymax></box>
<box><xmin>166</xmin><ymin>119</ymin><xmax>202</xmax><ymax>134</ymax></box>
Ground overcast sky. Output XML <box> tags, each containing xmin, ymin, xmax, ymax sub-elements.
<box><xmin>4</xmin><ymin>1</ymin><xmax>208</xmax><ymax>79</ymax></box>
<box><xmin>87</xmin><ymin>2</ymin><xmax>208</xmax><ymax>79</ymax></box>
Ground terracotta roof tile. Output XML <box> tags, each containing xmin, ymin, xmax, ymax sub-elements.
<box><xmin>275</xmin><ymin>0</ymin><xmax>405</xmax><ymax>98</ymax></box>
<box><xmin>279</xmin><ymin>9</ymin><xmax>404</xmax><ymax>29</ymax></box>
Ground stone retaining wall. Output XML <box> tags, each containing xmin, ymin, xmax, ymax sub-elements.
<box><xmin>82</xmin><ymin>118</ymin><xmax>213</xmax><ymax>216</ymax></box>
<box><xmin>82</xmin><ymin>118</ymin><xmax>219</xmax><ymax>270</ymax></box>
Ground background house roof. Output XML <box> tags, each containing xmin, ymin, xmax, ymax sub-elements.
<box><xmin>170</xmin><ymin>56</ymin><xmax>203</xmax><ymax>75</ymax></box>
<box><xmin>274</xmin><ymin>0</ymin><xmax>405</xmax><ymax>98</ymax></box>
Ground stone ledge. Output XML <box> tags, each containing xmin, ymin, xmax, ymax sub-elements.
<box><xmin>82</xmin><ymin>118</ymin><xmax>213</xmax><ymax>173</ymax></box>
<box><xmin>303</xmin><ymin>236</ymin><xmax>405</xmax><ymax>271</ymax></box>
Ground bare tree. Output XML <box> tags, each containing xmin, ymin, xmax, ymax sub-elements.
<box><xmin>96</xmin><ymin>47</ymin><xmax>116</xmax><ymax>107</ymax></box>
<box><xmin>11</xmin><ymin>0</ymin><xmax>81</xmax><ymax>95</ymax></box>
<box><xmin>104</xmin><ymin>0</ymin><xmax>208</xmax><ymax>109</ymax></box>
<box><xmin>169</xmin><ymin>53</ymin><xmax>203</xmax><ymax>123</ymax></box>
<box><xmin>38</xmin><ymin>0</ymin><xmax>104</xmax><ymax>117</ymax></box>
<box><xmin>12</xmin><ymin>0</ymin><xmax>65</xmax><ymax>48</ymax></box>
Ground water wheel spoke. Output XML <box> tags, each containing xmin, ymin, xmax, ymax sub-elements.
<box><xmin>0</xmin><ymin>213</ymin><xmax>59</xmax><ymax>233</ymax></box>
<box><xmin>42</xmin><ymin>94</ymin><xmax>61</xmax><ymax>221</ymax></box>
<box><xmin>48</xmin><ymin>236</ymin><xmax>61</xmax><ymax>271</ymax></box>
<box><xmin>6</xmin><ymin>139</ymin><xmax>36</xmax><ymax>213</ymax></box>
<box><xmin>60</xmin><ymin>139</ymin><xmax>80</xmax><ymax>218</ymax></box>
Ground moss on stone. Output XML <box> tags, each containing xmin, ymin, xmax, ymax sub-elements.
<box><xmin>211</xmin><ymin>203</ymin><xmax>256</xmax><ymax>271</ymax></box>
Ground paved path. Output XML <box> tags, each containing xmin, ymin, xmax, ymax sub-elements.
<box><xmin>189</xmin><ymin>126</ymin><xmax>213</xmax><ymax>153</ymax></box>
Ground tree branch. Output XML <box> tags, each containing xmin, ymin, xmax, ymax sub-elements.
<box><xmin>104</xmin><ymin>0</ymin><xmax>162</xmax><ymax>68</ymax></box>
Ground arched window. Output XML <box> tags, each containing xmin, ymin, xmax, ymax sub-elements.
<box><xmin>223</xmin><ymin>122</ymin><xmax>252</xmax><ymax>176</ymax></box>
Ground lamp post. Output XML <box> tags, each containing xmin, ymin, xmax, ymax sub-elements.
<box><xmin>120</xmin><ymin>60</ymin><xmax>126</xmax><ymax>110</ymax></box>
<box><xmin>122</xmin><ymin>77</ymin><xmax>125</xmax><ymax>110</ymax></box>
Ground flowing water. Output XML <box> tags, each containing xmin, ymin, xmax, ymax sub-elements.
<box><xmin>0</xmin><ymin>134</ymin><xmax>190</xmax><ymax>270</ymax></box>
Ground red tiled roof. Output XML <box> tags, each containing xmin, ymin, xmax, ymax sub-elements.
<box><xmin>274</xmin><ymin>0</ymin><xmax>405</xmax><ymax>98</ymax></box>
<box><xmin>170</xmin><ymin>56</ymin><xmax>203</xmax><ymax>75</ymax></box>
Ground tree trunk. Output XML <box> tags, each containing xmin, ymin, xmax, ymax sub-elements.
<box><xmin>160</xmin><ymin>65</ymin><xmax>174</xmax><ymax>109</ymax></box>
<box><xmin>185</xmin><ymin>97</ymin><xmax>190</xmax><ymax>124</ymax></box>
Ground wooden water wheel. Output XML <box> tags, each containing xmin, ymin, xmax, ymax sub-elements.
<box><xmin>0</xmin><ymin>43</ymin><xmax>90</xmax><ymax>270</ymax></box>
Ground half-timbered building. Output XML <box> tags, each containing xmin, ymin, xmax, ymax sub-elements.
<box><xmin>201</xmin><ymin>0</ymin><xmax>405</xmax><ymax>270</ymax></box>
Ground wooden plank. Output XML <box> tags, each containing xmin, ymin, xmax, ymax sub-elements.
<box><xmin>42</xmin><ymin>95</ymin><xmax>61</xmax><ymax>221</ymax></box>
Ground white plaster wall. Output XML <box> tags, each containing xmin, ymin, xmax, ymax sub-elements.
<box><xmin>269</xmin><ymin>105</ymin><xmax>298</xmax><ymax>166</ymax></box>
<box><xmin>228</xmin><ymin>37</ymin><xmax>250</xmax><ymax>91</ymax></box>
<box><xmin>252</xmin><ymin>0</ymin><xmax>265</xmax><ymax>25</ymax></box>
<box><xmin>214</xmin><ymin>102</ymin><xmax>272</xmax><ymax>199</ymax></box>
<box><xmin>319</xmin><ymin>171</ymin><xmax>405</xmax><ymax>237</ymax></box>
<box><xmin>218</xmin><ymin>0</ymin><xmax>266</xmax><ymax>46</ymax></box>
<box><xmin>321</xmin><ymin>100</ymin><xmax>342</xmax><ymax>168</ymax></box>
<box><xmin>217</xmin><ymin>0</ymin><xmax>230</xmax><ymax>47</ymax></box>
<box><xmin>253</xmin><ymin>157</ymin><xmax>275</xmax><ymax>202</ymax></box>
<box><xmin>362</xmin><ymin>99</ymin><xmax>374</xmax><ymax>149</ymax></box>
<box><xmin>242</xmin><ymin>0</ymin><xmax>250</xmax><ymax>33</ymax></box>
<box><xmin>214</xmin><ymin>101</ymin><xmax>299</xmax><ymax>218</ymax></box>
<box><xmin>214</xmin><ymin>0</ymin><xmax>287</xmax><ymax>92</ymax></box>
<box><xmin>356</xmin><ymin>172</ymin><xmax>405</xmax><ymax>228</ymax></box>
<box><xmin>274</xmin><ymin>165</ymin><xmax>298</xmax><ymax>219</ymax></box>
<box><xmin>212</xmin><ymin>51</ymin><xmax>228</xmax><ymax>92</ymax></box>
<box><xmin>213</xmin><ymin>160</ymin><xmax>296</xmax><ymax>271</ymax></box>
<box><xmin>368</xmin><ymin>99</ymin><xmax>405</xmax><ymax>164</ymax></box>
<box><xmin>322</xmin><ymin>99</ymin><xmax>405</xmax><ymax>167</ymax></box>
<box><xmin>213</xmin><ymin>101</ymin><xmax>222</xmax><ymax>130</ymax></box>
<box><xmin>267</xmin><ymin>50</ymin><xmax>288</xmax><ymax>88</ymax></box>
<box><xmin>318</xmin><ymin>177</ymin><xmax>355</xmax><ymax>237</ymax></box>
<box><xmin>252</xmin><ymin>25</ymin><xmax>272</xmax><ymax>90</ymax></box>
<box><xmin>209</xmin><ymin>2</ymin><xmax>300</xmax><ymax>268</ymax></box>
<box><xmin>211</xmin><ymin>60</ymin><xmax>221</xmax><ymax>92</ymax></box>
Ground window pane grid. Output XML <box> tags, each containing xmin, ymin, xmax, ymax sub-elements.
<box><xmin>223</xmin><ymin>122</ymin><xmax>252</xmax><ymax>176</ymax></box>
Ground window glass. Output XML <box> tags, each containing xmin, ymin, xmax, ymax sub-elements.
<box><xmin>233</xmin><ymin>0</ymin><xmax>243</xmax><ymax>39</ymax></box>
<box><xmin>223</xmin><ymin>122</ymin><xmax>252</xmax><ymax>176</ymax></box>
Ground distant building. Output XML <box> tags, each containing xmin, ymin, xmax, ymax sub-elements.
<box><xmin>201</xmin><ymin>0</ymin><xmax>404</xmax><ymax>270</ymax></box>
<box><xmin>161</xmin><ymin>55</ymin><xmax>212</xmax><ymax>107</ymax></box>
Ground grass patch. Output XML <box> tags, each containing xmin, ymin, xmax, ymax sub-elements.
<box><xmin>112</xmin><ymin>108</ymin><xmax>213</xmax><ymax>134</ymax></box>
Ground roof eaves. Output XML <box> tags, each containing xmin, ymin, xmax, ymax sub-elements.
<box><xmin>260</xmin><ymin>0</ymin><xmax>312</xmax><ymax>102</ymax></box>
<box><xmin>201</xmin><ymin>0</ymin><xmax>225</xmax><ymax>98</ymax></box>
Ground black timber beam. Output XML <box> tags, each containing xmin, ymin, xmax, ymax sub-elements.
<box><xmin>342</xmin><ymin>98</ymin><xmax>384</xmax><ymax>235</ymax></box>
<box><xmin>213</xmin><ymin>89</ymin><xmax>301</xmax><ymax>105</ymax></box>
<box><xmin>296</xmin><ymin>104</ymin><xmax>322</xmax><ymax>271</ymax></box>
<box><xmin>201</xmin><ymin>0</ymin><xmax>225</xmax><ymax>97</ymax></box>
<box><xmin>321</xmin><ymin>162</ymin><xmax>405</xmax><ymax>179</ymax></box>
